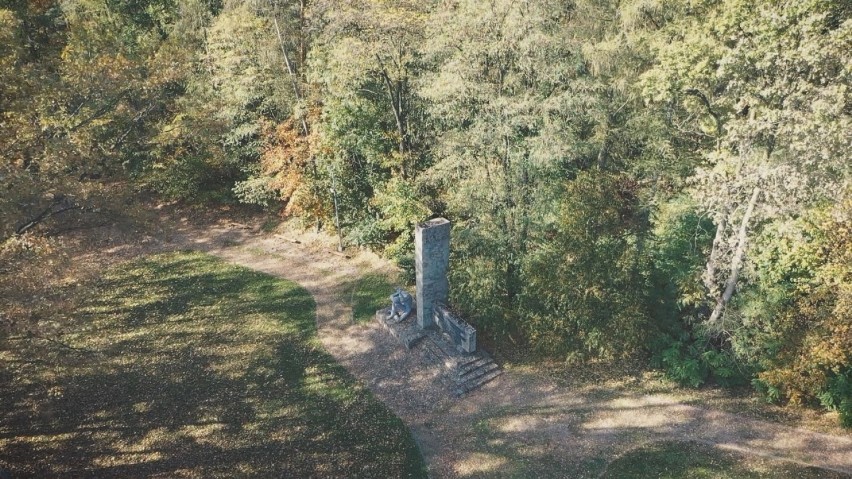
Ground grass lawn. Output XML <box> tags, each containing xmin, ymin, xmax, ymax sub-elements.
<box><xmin>0</xmin><ymin>251</ymin><xmax>426</xmax><ymax>478</ymax></box>
<box><xmin>349</xmin><ymin>273</ymin><xmax>397</xmax><ymax>324</ymax></box>
<box><xmin>601</xmin><ymin>440</ymin><xmax>849</xmax><ymax>479</ymax></box>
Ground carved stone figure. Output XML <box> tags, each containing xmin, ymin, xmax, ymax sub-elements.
<box><xmin>387</xmin><ymin>287</ymin><xmax>414</xmax><ymax>323</ymax></box>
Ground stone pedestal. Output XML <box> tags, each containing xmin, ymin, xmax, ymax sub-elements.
<box><xmin>415</xmin><ymin>218</ymin><xmax>451</xmax><ymax>330</ymax></box>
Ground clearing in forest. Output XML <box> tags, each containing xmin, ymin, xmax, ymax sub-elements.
<box><xmin>2</xmin><ymin>213</ymin><xmax>850</xmax><ymax>478</ymax></box>
<box><xmin>190</xmin><ymin>219</ymin><xmax>852</xmax><ymax>479</ymax></box>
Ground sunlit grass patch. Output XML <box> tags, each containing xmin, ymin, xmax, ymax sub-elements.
<box><xmin>600</xmin><ymin>440</ymin><xmax>847</xmax><ymax>479</ymax></box>
<box><xmin>349</xmin><ymin>272</ymin><xmax>396</xmax><ymax>323</ymax></box>
<box><xmin>0</xmin><ymin>251</ymin><xmax>426</xmax><ymax>478</ymax></box>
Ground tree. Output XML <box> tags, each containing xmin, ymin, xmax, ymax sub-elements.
<box><xmin>420</xmin><ymin>0</ymin><xmax>658</xmax><ymax>341</ymax></box>
<box><xmin>293</xmin><ymin>0</ymin><xmax>433</xmax><ymax>253</ymax></box>
<box><xmin>641</xmin><ymin>0</ymin><xmax>851</xmax><ymax>332</ymax></box>
<box><xmin>522</xmin><ymin>171</ymin><xmax>651</xmax><ymax>358</ymax></box>
<box><xmin>150</xmin><ymin>0</ymin><xmax>294</xmax><ymax>201</ymax></box>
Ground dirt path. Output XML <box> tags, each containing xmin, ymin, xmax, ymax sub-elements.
<box><xmin>167</xmin><ymin>219</ymin><xmax>852</xmax><ymax>478</ymax></box>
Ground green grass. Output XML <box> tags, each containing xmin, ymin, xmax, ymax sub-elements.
<box><xmin>349</xmin><ymin>273</ymin><xmax>396</xmax><ymax>323</ymax></box>
<box><xmin>601</xmin><ymin>441</ymin><xmax>848</xmax><ymax>479</ymax></box>
<box><xmin>0</xmin><ymin>251</ymin><xmax>426</xmax><ymax>478</ymax></box>
<box><xmin>460</xmin><ymin>411</ymin><xmax>850</xmax><ymax>479</ymax></box>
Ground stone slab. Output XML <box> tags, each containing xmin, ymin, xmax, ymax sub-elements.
<box><xmin>377</xmin><ymin>306</ymin><xmax>501</xmax><ymax>397</ymax></box>
<box><xmin>375</xmin><ymin>307</ymin><xmax>424</xmax><ymax>350</ymax></box>
<box><xmin>433</xmin><ymin>304</ymin><xmax>477</xmax><ymax>353</ymax></box>
<box><xmin>415</xmin><ymin>218</ymin><xmax>451</xmax><ymax>330</ymax></box>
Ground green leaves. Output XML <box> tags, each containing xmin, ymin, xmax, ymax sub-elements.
<box><xmin>520</xmin><ymin>171</ymin><xmax>651</xmax><ymax>359</ymax></box>
<box><xmin>4</xmin><ymin>0</ymin><xmax>851</xmax><ymax>427</ymax></box>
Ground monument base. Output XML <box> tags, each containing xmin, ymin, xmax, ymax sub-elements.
<box><xmin>375</xmin><ymin>307</ymin><xmax>502</xmax><ymax>397</ymax></box>
<box><xmin>376</xmin><ymin>307</ymin><xmax>425</xmax><ymax>350</ymax></box>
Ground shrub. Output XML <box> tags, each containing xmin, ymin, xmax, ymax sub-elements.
<box><xmin>745</xmin><ymin>200</ymin><xmax>852</xmax><ymax>426</ymax></box>
<box><xmin>655</xmin><ymin>335</ymin><xmax>749</xmax><ymax>388</ymax></box>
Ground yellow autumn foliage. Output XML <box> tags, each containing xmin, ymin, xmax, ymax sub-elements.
<box><xmin>758</xmin><ymin>198</ymin><xmax>852</xmax><ymax>406</ymax></box>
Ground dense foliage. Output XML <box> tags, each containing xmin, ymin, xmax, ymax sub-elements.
<box><xmin>2</xmin><ymin>0</ymin><xmax>849</xmax><ymax>424</ymax></box>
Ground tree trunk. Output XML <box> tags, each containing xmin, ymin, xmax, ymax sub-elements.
<box><xmin>703</xmin><ymin>213</ymin><xmax>727</xmax><ymax>297</ymax></box>
<box><xmin>596</xmin><ymin>131</ymin><xmax>609</xmax><ymax>169</ymax></box>
<box><xmin>273</xmin><ymin>16</ymin><xmax>309</xmax><ymax>137</ymax></box>
<box><xmin>707</xmin><ymin>186</ymin><xmax>761</xmax><ymax>327</ymax></box>
<box><xmin>376</xmin><ymin>55</ymin><xmax>408</xmax><ymax>176</ymax></box>
<box><xmin>14</xmin><ymin>196</ymin><xmax>80</xmax><ymax>237</ymax></box>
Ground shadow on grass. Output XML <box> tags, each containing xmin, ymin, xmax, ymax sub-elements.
<box><xmin>442</xmin><ymin>398</ymin><xmax>852</xmax><ymax>478</ymax></box>
<box><xmin>0</xmin><ymin>251</ymin><xmax>426</xmax><ymax>478</ymax></box>
<box><xmin>600</xmin><ymin>440</ymin><xmax>849</xmax><ymax>479</ymax></box>
<box><xmin>348</xmin><ymin>273</ymin><xmax>396</xmax><ymax>324</ymax></box>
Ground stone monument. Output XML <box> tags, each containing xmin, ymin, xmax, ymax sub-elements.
<box><xmin>376</xmin><ymin>217</ymin><xmax>501</xmax><ymax>395</ymax></box>
<box><xmin>415</xmin><ymin>218</ymin><xmax>451</xmax><ymax>330</ymax></box>
<box><xmin>433</xmin><ymin>304</ymin><xmax>477</xmax><ymax>353</ymax></box>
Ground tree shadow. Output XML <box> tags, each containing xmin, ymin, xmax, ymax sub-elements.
<box><xmin>0</xmin><ymin>252</ymin><xmax>425</xmax><ymax>478</ymax></box>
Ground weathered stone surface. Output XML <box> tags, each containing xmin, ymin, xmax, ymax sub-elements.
<box><xmin>415</xmin><ymin>218</ymin><xmax>451</xmax><ymax>330</ymax></box>
<box><xmin>433</xmin><ymin>304</ymin><xmax>477</xmax><ymax>354</ymax></box>
<box><xmin>376</xmin><ymin>307</ymin><xmax>423</xmax><ymax>350</ymax></box>
<box><xmin>376</xmin><ymin>308</ymin><xmax>501</xmax><ymax>396</ymax></box>
<box><xmin>374</xmin><ymin>217</ymin><xmax>501</xmax><ymax>396</ymax></box>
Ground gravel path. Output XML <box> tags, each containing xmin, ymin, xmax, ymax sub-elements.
<box><xmin>169</xmin><ymin>219</ymin><xmax>852</xmax><ymax>478</ymax></box>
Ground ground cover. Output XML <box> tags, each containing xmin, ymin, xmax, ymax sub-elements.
<box><xmin>349</xmin><ymin>273</ymin><xmax>397</xmax><ymax>324</ymax></box>
<box><xmin>517</xmin><ymin>357</ymin><xmax>848</xmax><ymax>437</ymax></box>
<box><xmin>600</xmin><ymin>440</ymin><xmax>849</xmax><ymax>479</ymax></box>
<box><xmin>3</xmin><ymin>211</ymin><xmax>849</xmax><ymax>478</ymax></box>
<box><xmin>456</xmin><ymin>402</ymin><xmax>852</xmax><ymax>479</ymax></box>
<box><xmin>293</xmin><ymin>243</ymin><xmax>849</xmax><ymax>478</ymax></box>
<box><xmin>0</xmin><ymin>251</ymin><xmax>426</xmax><ymax>478</ymax></box>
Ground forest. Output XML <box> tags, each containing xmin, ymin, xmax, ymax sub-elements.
<box><xmin>1</xmin><ymin>0</ymin><xmax>850</xmax><ymax>426</ymax></box>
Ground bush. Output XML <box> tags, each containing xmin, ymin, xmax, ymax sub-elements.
<box><xmin>647</xmin><ymin>196</ymin><xmax>714</xmax><ymax>325</ymax></box>
<box><xmin>448</xmin><ymin>232</ymin><xmax>514</xmax><ymax>341</ymax></box>
<box><xmin>817</xmin><ymin>370</ymin><xmax>852</xmax><ymax>427</ymax></box>
<box><xmin>741</xmin><ymin>200</ymin><xmax>851</xmax><ymax>426</ymax></box>
<box><xmin>148</xmin><ymin>154</ymin><xmax>242</xmax><ymax>202</ymax></box>
<box><xmin>655</xmin><ymin>335</ymin><xmax>749</xmax><ymax>388</ymax></box>
<box><xmin>659</xmin><ymin>339</ymin><xmax>707</xmax><ymax>388</ymax></box>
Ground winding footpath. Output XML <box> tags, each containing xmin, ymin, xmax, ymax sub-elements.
<box><xmin>172</xmin><ymin>220</ymin><xmax>852</xmax><ymax>478</ymax></box>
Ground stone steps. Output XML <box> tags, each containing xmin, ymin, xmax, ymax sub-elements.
<box><xmin>376</xmin><ymin>307</ymin><xmax>502</xmax><ymax>397</ymax></box>
<box><xmin>458</xmin><ymin>361</ymin><xmax>499</xmax><ymax>382</ymax></box>
<box><xmin>456</xmin><ymin>354</ymin><xmax>485</xmax><ymax>368</ymax></box>
<box><xmin>453</xmin><ymin>355</ymin><xmax>502</xmax><ymax>397</ymax></box>
<box><xmin>454</xmin><ymin>356</ymin><xmax>492</xmax><ymax>379</ymax></box>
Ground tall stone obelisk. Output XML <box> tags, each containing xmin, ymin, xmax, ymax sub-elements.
<box><xmin>415</xmin><ymin>218</ymin><xmax>451</xmax><ymax>330</ymax></box>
